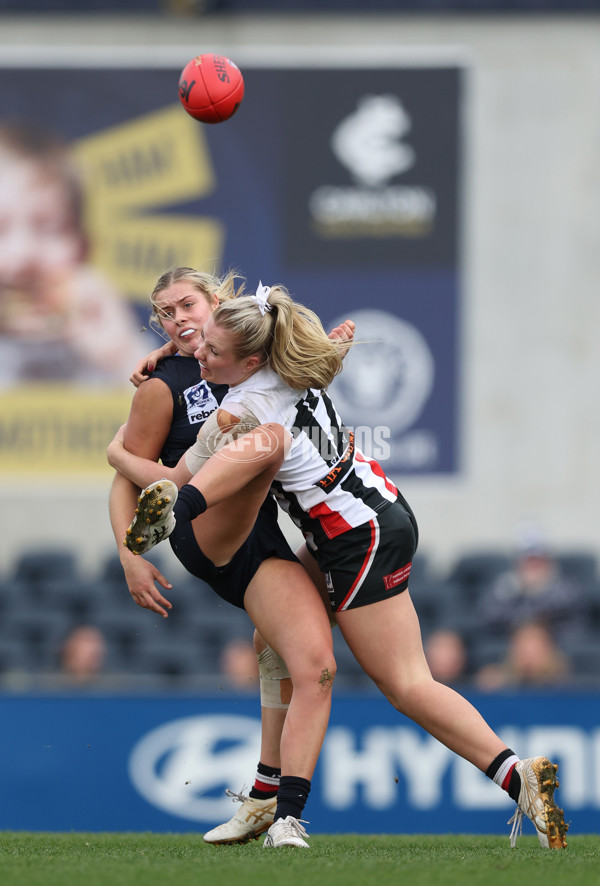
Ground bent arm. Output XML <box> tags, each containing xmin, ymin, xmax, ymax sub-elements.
<box><xmin>107</xmin><ymin>377</ymin><xmax>193</xmax><ymax>489</ymax></box>
<box><xmin>328</xmin><ymin>318</ymin><xmax>355</xmax><ymax>359</ymax></box>
<box><xmin>108</xmin><ymin>435</ymin><xmax>192</xmax><ymax>489</ymax></box>
<box><xmin>130</xmin><ymin>340</ymin><xmax>178</xmax><ymax>387</ymax></box>
<box><xmin>109</xmin><ymin>378</ymin><xmax>173</xmax><ymax>523</ymax></box>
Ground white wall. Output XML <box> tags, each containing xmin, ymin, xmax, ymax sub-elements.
<box><xmin>1</xmin><ymin>13</ymin><xmax>599</xmax><ymax>577</ymax></box>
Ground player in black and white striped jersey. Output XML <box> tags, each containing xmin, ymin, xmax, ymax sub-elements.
<box><xmin>215</xmin><ymin>355</ymin><xmax>418</xmax><ymax>614</ymax></box>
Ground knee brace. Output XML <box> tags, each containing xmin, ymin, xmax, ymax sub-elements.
<box><xmin>257</xmin><ymin>644</ymin><xmax>292</xmax><ymax>709</ymax></box>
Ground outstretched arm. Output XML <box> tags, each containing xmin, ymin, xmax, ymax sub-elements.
<box><xmin>108</xmin><ymin>376</ymin><xmax>180</xmax><ymax>616</ymax></box>
<box><xmin>109</xmin><ymin>472</ymin><xmax>174</xmax><ymax>617</ymax></box>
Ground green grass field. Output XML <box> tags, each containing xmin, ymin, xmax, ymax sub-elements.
<box><xmin>0</xmin><ymin>833</ymin><xmax>598</xmax><ymax>886</ymax></box>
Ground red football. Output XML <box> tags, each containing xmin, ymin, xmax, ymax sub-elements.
<box><xmin>178</xmin><ymin>54</ymin><xmax>244</xmax><ymax>124</ymax></box>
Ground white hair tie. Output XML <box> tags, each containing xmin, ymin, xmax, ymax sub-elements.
<box><xmin>251</xmin><ymin>281</ymin><xmax>273</xmax><ymax>316</ymax></box>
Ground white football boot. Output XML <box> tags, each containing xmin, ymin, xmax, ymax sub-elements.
<box><xmin>203</xmin><ymin>790</ymin><xmax>276</xmax><ymax>844</ymax></box>
<box><xmin>508</xmin><ymin>756</ymin><xmax>568</xmax><ymax>849</ymax></box>
<box><xmin>263</xmin><ymin>816</ymin><xmax>310</xmax><ymax>849</ymax></box>
<box><xmin>124</xmin><ymin>479</ymin><xmax>177</xmax><ymax>555</ymax></box>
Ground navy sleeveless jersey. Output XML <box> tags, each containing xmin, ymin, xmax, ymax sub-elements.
<box><xmin>149</xmin><ymin>355</ymin><xmax>228</xmax><ymax>467</ymax></box>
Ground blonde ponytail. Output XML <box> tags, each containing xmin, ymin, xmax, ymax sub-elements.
<box><xmin>212</xmin><ymin>284</ymin><xmax>346</xmax><ymax>390</ymax></box>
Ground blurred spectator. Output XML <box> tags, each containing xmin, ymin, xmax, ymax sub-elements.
<box><xmin>475</xmin><ymin>621</ymin><xmax>572</xmax><ymax>690</ymax></box>
<box><xmin>59</xmin><ymin>625</ymin><xmax>108</xmax><ymax>686</ymax></box>
<box><xmin>219</xmin><ymin>638</ymin><xmax>260</xmax><ymax>691</ymax></box>
<box><xmin>0</xmin><ymin>121</ymin><xmax>147</xmax><ymax>387</ymax></box>
<box><xmin>478</xmin><ymin>521</ymin><xmax>587</xmax><ymax>644</ymax></box>
<box><xmin>424</xmin><ymin>629</ymin><xmax>469</xmax><ymax>686</ymax></box>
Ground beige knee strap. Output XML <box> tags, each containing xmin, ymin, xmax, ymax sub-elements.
<box><xmin>257</xmin><ymin>644</ymin><xmax>292</xmax><ymax>709</ymax></box>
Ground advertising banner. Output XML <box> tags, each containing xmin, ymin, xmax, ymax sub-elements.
<box><xmin>0</xmin><ymin>61</ymin><xmax>463</xmax><ymax>477</ymax></box>
<box><xmin>0</xmin><ymin>691</ymin><xmax>596</xmax><ymax>835</ymax></box>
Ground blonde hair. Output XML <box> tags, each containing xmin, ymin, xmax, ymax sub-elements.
<box><xmin>148</xmin><ymin>266</ymin><xmax>244</xmax><ymax>338</ymax></box>
<box><xmin>212</xmin><ymin>284</ymin><xmax>346</xmax><ymax>390</ymax></box>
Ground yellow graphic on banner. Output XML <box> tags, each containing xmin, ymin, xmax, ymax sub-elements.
<box><xmin>74</xmin><ymin>105</ymin><xmax>215</xmax><ymax>214</ymax></box>
<box><xmin>74</xmin><ymin>104</ymin><xmax>223</xmax><ymax>302</ymax></box>
<box><xmin>0</xmin><ymin>386</ymin><xmax>133</xmax><ymax>476</ymax></box>
<box><xmin>89</xmin><ymin>214</ymin><xmax>224</xmax><ymax>303</ymax></box>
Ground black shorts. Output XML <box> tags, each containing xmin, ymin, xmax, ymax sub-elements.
<box><xmin>310</xmin><ymin>494</ymin><xmax>418</xmax><ymax>612</ymax></box>
<box><xmin>169</xmin><ymin>500</ymin><xmax>299</xmax><ymax>610</ymax></box>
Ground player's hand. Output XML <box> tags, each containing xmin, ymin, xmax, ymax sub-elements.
<box><xmin>328</xmin><ymin>319</ymin><xmax>355</xmax><ymax>343</ymax></box>
<box><xmin>121</xmin><ymin>555</ymin><xmax>174</xmax><ymax>618</ymax></box>
<box><xmin>329</xmin><ymin>318</ymin><xmax>355</xmax><ymax>359</ymax></box>
<box><xmin>130</xmin><ymin>342</ymin><xmax>177</xmax><ymax>387</ymax></box>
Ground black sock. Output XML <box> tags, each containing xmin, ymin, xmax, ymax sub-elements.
<box><xmin>506</xmin><ymin>767</ymin><xmax>522</xmax><ymax>803</ymax></box>
<box><xmin>250</xmin><ymin>761</ymin><xmax>281</xmax><ymax>799</ymax></box>
<box><xmin>486</xmin><ymin>748</ymin><xmax>521</xmax><ymax>802</ymax></box>
<box><xmin>274</xmin><ymin>776</ymin><xmax>311</xmax><ymax>821</ymax></box>
<box><xmin>173</xmin><ymin>484</ymin><xmax>207</xmax><ymax>523</ymax></box>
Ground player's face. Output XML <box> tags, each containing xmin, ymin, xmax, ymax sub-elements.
<box><xmin>154</xmin><ymin>281</ymin><xmax>215</xmax><ymax>356</ymax></box>
<box><xmin>195</xmin><ymin>315</ymin><xmax>259</xmax><ymax>386</ymax></box>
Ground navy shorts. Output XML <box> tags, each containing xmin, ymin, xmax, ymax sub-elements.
<box><xmin>310</xmin><ymin>494</ymin><xmax>419</xmax><ymax>612</ymax></box>
<box><xmin>170</xmin><ymin>499</ymin><xmax>299</xmax><ymax>610</ymax></box>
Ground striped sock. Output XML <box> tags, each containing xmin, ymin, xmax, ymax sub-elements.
<box><xmin>486</xmin><ymin>748</ymin><xmax>521</xmax><ymax>802</ymax></box>
<box><xmin>249</xmin><ymin>761</ymin><xmax>281</xmax><ymax>799</ymax></box>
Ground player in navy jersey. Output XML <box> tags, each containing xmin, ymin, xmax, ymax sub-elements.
<box><xmin>109</xmin><ymin>267</ymin><xmax>356</xmax><ymax>847</ymax></box>
<box><xmin>109</xmin><ymin>279</ymin><xmax>567</xmax><ymax>851</ymax></box>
